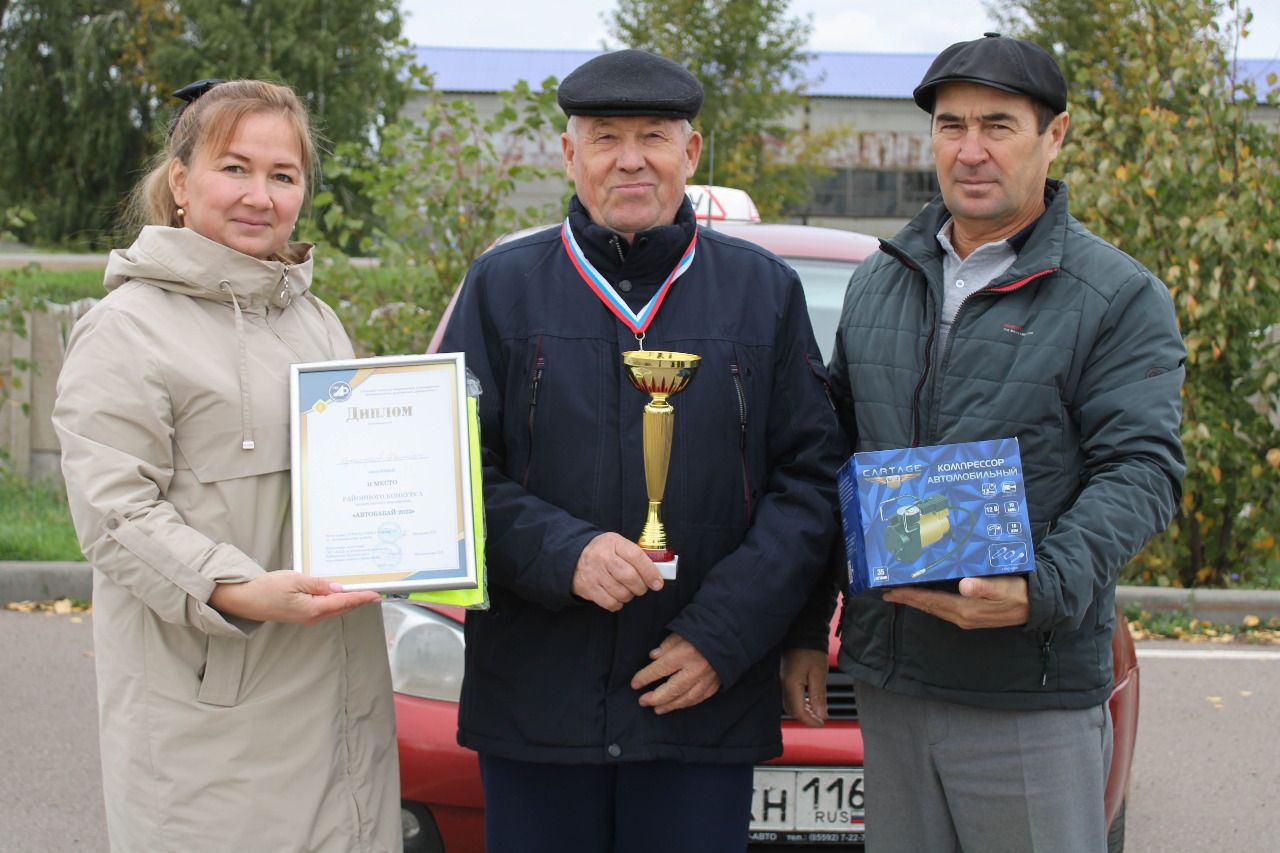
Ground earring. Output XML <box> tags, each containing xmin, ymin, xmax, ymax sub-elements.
<box><xmin>176</xmin><ymin>207</ymin><xmax>186</xmax><ymax>222</ymax></box>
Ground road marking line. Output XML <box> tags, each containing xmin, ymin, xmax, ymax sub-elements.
<box><xmin>1136</xmin><ymin>648</ymin><xmax>1280</xmax><ymax>661</ymax></box>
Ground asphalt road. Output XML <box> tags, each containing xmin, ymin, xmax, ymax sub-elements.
<box><xmin>1126</xmin><ymin>643</ymin><xmax>1280</xmax><ymax>851</ymax></box>
<box><xmin>2</xmin><ymin>611</ymin><xmax>1279</xmax><ymax>852</ymax></box>
<box><xmin>0</xmin><ymin>610</ymin><xmax>103</xmax><ymax>853</ymax></box>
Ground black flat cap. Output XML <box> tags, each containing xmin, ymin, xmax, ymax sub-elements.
<box><xmin>557</xmin><ymin>49</ymin><xmax>704</xmax><ymax>120</ymax></box>
<box><xmin>913</xmin><ymin>32</ymin><xmax>1067</xmax><ymax>114</ymax></box>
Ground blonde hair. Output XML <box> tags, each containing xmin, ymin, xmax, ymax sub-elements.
<box><xmin>125</xmin><ymin>80</ymin><xmax>319</xmax><ymax>262</ymax></box>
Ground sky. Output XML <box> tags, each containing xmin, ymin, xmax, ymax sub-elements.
<box><xmin>400</xmin><ymin>0</ymin><xmax>1280</xmax><ymax>58</ymax></box>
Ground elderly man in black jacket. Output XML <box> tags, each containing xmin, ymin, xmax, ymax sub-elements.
<box><xmin>782</xmin><ymin>33</ymin><xmax>1185</xmax><ymax>853</ymax></box>
<box><xmin>441</xmin><ymin>49</ymin><xmax>844</xmax><ymax>853</ymax></box>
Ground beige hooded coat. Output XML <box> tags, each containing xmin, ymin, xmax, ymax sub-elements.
<box><xmin>53</xmin><ymin>226</ymin><xmax>400</xmax><ymax>852</ymax></box>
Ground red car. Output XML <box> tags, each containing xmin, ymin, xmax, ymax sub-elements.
<box><xmin>387</xmin><ymin>220</ymin><xmax>1139</xmax><ymax>852</ymax></box>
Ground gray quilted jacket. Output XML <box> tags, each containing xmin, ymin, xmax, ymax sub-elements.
<box><xmin>827</xmin><ymin>180</ymin><xmax>1185</xmax><ymax>710</ymax></box>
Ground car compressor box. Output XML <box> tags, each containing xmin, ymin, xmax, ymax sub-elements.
<box><xmin>837</xmin><ymin>437</ymin><xmax>1036</xmax><ymax>595</ymax></box>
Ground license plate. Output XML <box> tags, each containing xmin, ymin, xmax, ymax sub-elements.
<box><xmin>749</xmin><ymin>766</ymin><xmax>865</xmax><ymax>845</ymax></box>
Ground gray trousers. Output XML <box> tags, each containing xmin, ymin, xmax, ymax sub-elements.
<box><xmin>854</xmin><ymin>679</ymin><xmax>1112</xmax><ymax>853</ymax></box>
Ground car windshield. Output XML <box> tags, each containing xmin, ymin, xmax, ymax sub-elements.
<box><xmin>783</xmin><ymin>258</ymin><xmax>859</xmax><ymax>363</ymax></box>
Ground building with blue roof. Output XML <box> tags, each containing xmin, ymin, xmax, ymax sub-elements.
<box><xmin>413</xmin><ymin>46</ymin><xmax>1279</xmax><ymax>100</ymax></box>
<box><xmin>406</xmin><ymin>46</ymin><xmax>1280</xmax><ymax>235</ymax></box>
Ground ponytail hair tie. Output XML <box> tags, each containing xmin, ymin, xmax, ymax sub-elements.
<box><xmin>169</xmin><ymin>78</ymin><xmax>225</xmax><ymax>138</ymax></box>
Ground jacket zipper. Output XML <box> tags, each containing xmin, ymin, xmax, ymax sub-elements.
<box><xmin>886</xmin><ymin>599</ymin><xmax>901</xmax><ymax>680</ymax></box>
<box><xmin>804</xmin><ymin>353</ymin><xmax>838</xmax><ymax>414</ymax></box>
<box><xmin>918</xmin><ymin>266</ymin><xmax>1058</xmax><ymax>444</ymax></box>
<box><xmin>883</xmin><ymin>249</ymin><xmax>935</xmax><ymax>449</ymax></box>
<box><xmin>1039</xmin><ymin>630</ymin><xmax>1055</xmax><ymax>686</ymax></box>
<box><xmin>939</xmin><ymin>268</ymin><xmax>1057</xmax><ymax>371</ymax></box>
<box><xmin>522</xmin><ymin>339</ymin><xmax>545</xmax><ymax>489</ymax></box>
<box><xmin>729</xmin><ymin>361</ymin><xmax>752</xmax><ymax>524</ymax></box>
<box><xmin>262</xmin><ymin>265</ymin><xmax>319</xmax><ymax>361</ymax></box>
<box><xmin>908</xmin><ymin>329</ymin><xmax>935</xmax><ymax>448</ymax></box>
<box><xmin>880</xmin><ymin>248</ymin><xmax>924</xmax><ymax>678</ymax></box>
<box><xmin>888</xmin><ymin>251</ymin><xmax>1060</xmax><ymax>678</ymax></box>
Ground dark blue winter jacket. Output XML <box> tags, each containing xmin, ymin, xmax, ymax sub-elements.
<box><xmin>442</xmin><ymin>197</ymin><xmax>844</xmax><ymax>763</ymax></box>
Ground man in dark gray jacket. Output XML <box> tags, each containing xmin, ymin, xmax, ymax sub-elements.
<box><xmin>782</xmin><ymin>33</ymin><xmax>1184</xmax><ymax>852</ymax></box>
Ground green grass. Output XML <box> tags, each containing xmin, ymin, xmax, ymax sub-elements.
<box><xmin>0</xmin><ymin>467</ymin><xmax>84</xmax><ymax>561</ymax></box>
<box><xmin>7</xmin><ymin>266</ymin><xmax>104</xmax><ymax>302</ymax></box>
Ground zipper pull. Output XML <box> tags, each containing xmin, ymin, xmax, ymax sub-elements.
<box><xmin>530</xmin><ymin>357</ymin><xmax>545</xmax><ymax>408</ymax></box>
<box><xmin>275</xmin><ymin>266</ymin><xmax>293</xmax><ymax>307</ymax></box>
<box><xmin>1039</xmin><ymin>632</ymin><xmax>1054</xmax><ymax>687</ymax></box>
<box><xmin>521</xmin><ymin>354</ymin><xmax>545</xmax><ymax>491</ymax></box>
<box><xmin>527</xmin><ymin>355</ymin><xmax>545</xmax><ymax>438</ymax></box>
<box><xmin>730</xmin><ymin>363</ymin><xmax>747</xmax><ymax>449</ymax></box>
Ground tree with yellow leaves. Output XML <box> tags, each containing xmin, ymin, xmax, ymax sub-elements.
<box><xmin>993</xmin><ymin>0</ymin><xmax>1280</xmax><ymax>587</ymax></box>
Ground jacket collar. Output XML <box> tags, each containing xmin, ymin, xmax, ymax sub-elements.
<box><xmin>104</xmin><ymin>226</ymin><xmax>314</xmax><ymax>309</ymax></box>
<box><xmin>882</xmin><ymin>179</ymin><xmax>1069</xmax><ymax>288</ymax></box>
<box><xmin>103</xmin><ymin>225</ymin><xmax>321</xmax><ymax>453</ymax></box>
<box><xmin>567</xmin><ymin>194</ymin><xmax>698</xmax><ymax>285</ymax></box>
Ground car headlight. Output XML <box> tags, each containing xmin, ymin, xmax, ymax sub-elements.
<box><xmin>382</xmin><ymin>600</ymin><xmax>466</xmax><ymax>702</ymax></box>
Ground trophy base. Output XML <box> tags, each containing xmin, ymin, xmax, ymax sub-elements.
<box><xmin>644</xmin><ymin>551</ymin><xmax>679</xmax><ymax>580</ymax></box>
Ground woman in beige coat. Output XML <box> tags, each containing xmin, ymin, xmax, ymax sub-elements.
<box><xmin>53</xmin><ymin>80</ymin><xmax>400</xmax><ymax>852</ymax></box>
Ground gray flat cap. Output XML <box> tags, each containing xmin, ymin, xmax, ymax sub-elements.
<box><xmin>913</xmin><ymin>32</ymin><xmax>1068</xmax><ymax>114</ymax></box>
<box><xmin>557</xmin><ymin>49</ymin><xmax>704</xmax><ymax>120</ymax></box>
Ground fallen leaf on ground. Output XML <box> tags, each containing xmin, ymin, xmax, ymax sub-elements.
<box><xmin>1125</xmin><ymin>609</ymin><xmax>1280</xmax><ymax>645</ymax></box>
<box><xmin>2</xmin><ymin>599</ymin><xmax>92</xmax><ymax>615</ymax></box>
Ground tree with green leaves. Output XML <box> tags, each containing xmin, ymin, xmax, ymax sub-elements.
<box><xmin>147</xmin><ymin>0</ymin><xmax>409</xmax><ymax>253</ymax></box>
<box><xmin>303</xmin><ymin>68</ymin><xmax>567</xmax><ymax>356</ymax></box>
<box><xmin>991</xmin><ymin>0</ymin><xmax>1280</xmax><ymax>587</ymax></box>
<box><xmin>0</xmin><ymin>0</ymin><xmax>407</xmax><ymax>247</ymax></box>
<box><xmin>0</xmin><ymin>1</ymin><xmax>175</xmax><ymax>246</ymax></box>
<box><xmin>148</xmin><ymin>0</ymin><xmax>406</xmax><ymax>156</ymax></box>
<box><xmin>607</xmin><ymin>0</ymin><xmax>837</xmax><ymax>219</ymax></box>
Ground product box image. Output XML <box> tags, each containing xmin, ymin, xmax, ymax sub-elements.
<box><xmin>837</xmin><ymin>437</ymin><xmax>1036</xmax><ymax>595</ymax></box>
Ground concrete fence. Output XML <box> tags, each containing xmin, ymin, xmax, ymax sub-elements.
<box><xmin>1</xmin><ymin>299</ymin><xmax>98</xmax><ymax>482</ymax></box>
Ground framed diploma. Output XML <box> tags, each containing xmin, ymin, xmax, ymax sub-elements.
<box><xmin>290</xmin><ymin>353</ymin><xmax>480</xmax><ymax>593</ymax></box>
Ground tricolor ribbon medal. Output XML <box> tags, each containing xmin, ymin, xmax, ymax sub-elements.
<box><xmin>561</xmin><ymin>218</ymin><xmax>696</xmax><ymax>340</ymax></box>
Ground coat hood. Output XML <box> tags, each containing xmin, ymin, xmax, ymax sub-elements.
<box><xmin>104</xmin><ymin>225</ymin><xmax>314</xmax><ymax>309</ymax></box>
<box><xmin>103</xmin><ymin>226</ymin><xmax>320</xmax><ymax>453</ymax></box>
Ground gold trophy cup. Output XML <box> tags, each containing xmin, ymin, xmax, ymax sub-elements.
<box><xmin>622</xmin><ymin>350</ymin><xmax>701</xmax><ymax>574</ymax></box>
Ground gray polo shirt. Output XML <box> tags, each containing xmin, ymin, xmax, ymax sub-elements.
<box><xmin>936</xmin><ymin>219</ymin><xmax>1018</xmax><ymax>355</ymax></box>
